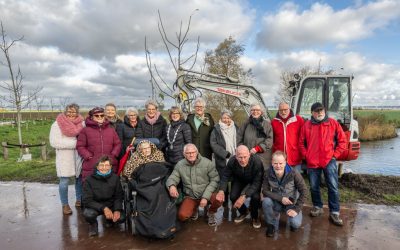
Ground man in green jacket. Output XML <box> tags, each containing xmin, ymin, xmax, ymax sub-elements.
<box><xmin>166</xmin><ymin>143</ymin><xmax>222</xmax><ymax>226</ymax></box>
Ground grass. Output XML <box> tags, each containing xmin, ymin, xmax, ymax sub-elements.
<box><xmin>0</xmin><ymin>120</ymin><xmax>57</xmax><ymax>183</ymax></box>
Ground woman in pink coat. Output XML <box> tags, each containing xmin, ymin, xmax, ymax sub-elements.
<box><xmin>77</xmin><ymin>107</ymin><xmax>121</xmax><ymax>181</ymax></box>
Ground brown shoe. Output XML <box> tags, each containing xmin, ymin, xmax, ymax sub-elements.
<box><xmin>75</xmin><ymin>201</ymin><xmax>81</xmax><ymax>207</ymax></box>
<box><xmin>63</xmin><ymin>205</ymin><xmax>72</xmax><ymax>215</ymax></box>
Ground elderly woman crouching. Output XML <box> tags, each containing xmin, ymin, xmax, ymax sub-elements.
<box><xmin>82</xmin><ymin>156</ymin><xmax>125</xmax><ymax>237</ymax></box>
<box><xmin>237</xmin><ymin>103</ymin><xmax>273</xmax><ymax>170</ymax></box>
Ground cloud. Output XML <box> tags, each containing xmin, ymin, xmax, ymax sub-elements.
<box><xmin>0</xmin><ymin>0</ymin><xmax>255</xmax><ymax>59</ymax></box>
<box><xmin>256</xmin><ymin>0</ymin><xmax>400</xmax><ymax>51</ymax></box>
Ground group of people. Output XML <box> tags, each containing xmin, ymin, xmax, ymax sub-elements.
<box><xmin>49</xmin><ymin>97</ymin><xmax>347</xmax><ymax>238</ymax></box>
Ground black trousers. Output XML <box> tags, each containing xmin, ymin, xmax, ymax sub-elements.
<box><xmin>83</xmin><ymin>207</ymin><xmax>126</xmax><ymax>224</ymax></box>
<box><xmin>230</xmin><ymin>180</ymin><xmax>260</xmax><ymax>219</ymax></box>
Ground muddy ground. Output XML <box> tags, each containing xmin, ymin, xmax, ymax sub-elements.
<box><xmin>1</xmin><ymin>182</ymin><xmax>400</xmax><ymax>250</ymax></box>
<box><xmin>340</xmin><ymin>173</ymin><xmax>400</xmax><ymax>205</ymax></box>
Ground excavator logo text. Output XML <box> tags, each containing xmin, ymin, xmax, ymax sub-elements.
<box><xmin>216</xmin><ymin>88</ymin><xmax>241</xmax><ymax>96</ymax></box>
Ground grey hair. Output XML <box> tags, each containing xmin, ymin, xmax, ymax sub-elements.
<box><xmin>193</xmin><ymin>97</ymin><xmax>206</xmax><ymax>108</ymax></box>
<box><xmin>145</xmin><ymin>99</ymin><xmax>158</xmax><ymax>109</ymax></box>
<box><xmin>278</xmin><ymin>101</ymin><xmax>289</xmax><ymax>108</ymax></box>
<box><xmin>236</xmin><ymin>145</ymin><xmax>249</xmax><ymax>154</ymax></box>
<box><xmin>183</xmin><ymin>143</ymin><xmax>198</xmax><ymax>153</ymax></box>
<box><xmin>125</xmin><ymin>107</ymin><xmax>139</xmax><ymax>116</ymax></box>
<box><xmin>64</xmin><ymin>103</ymin><xmax>80</xmax><ymax>114</ymax></box>
<box><xmin>272</xmin><ymin>150</ymin><xmax>287</xmax><ymax>161</ymax></box>
<box><xmin>250</xmin><ymin>103</ymin><xmax>265</xmax><ymax>114</ymax></box>
<box><xmin>221</xmin><ymin>109</ymin><xmax>233</xmax><ymax>118</ymax></box>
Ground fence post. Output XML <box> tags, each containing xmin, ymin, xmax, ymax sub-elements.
<box><xmin>2</xmin><ymin>142</ymin><xmax>8</xmax><ymax>160</ymax></box>
<box><xmin>41</xmin><ymin>142</ymin><xmax>47</xmax><ymax>161</ymax></box>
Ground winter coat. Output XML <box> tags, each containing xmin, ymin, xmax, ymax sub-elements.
<box><xmin>116</xmin><ymin>115</ymin><xmax>139</xmax><ymax>158</ymax></box>
<box><xmin>299</xmin><ymin>117</ymin><xmax>347</xmax><ymax>168</ymax></box>
<box><xmin>82</xmin><ymin>171</ymin><xmax>123</xmax><ymax>212</ymax></box>
<box><xmin>166</xmin><ymin>155</ymin><xmax>219</xmax><ymax>200</ymax></box>
<box><xmin>49</xmin><ymin>121</ymin><xmax>81</xmax><ymax>177</ymax></box>
<box><xmin>237</xmin><ymin>117</ymin><xmax>273</xmax><ymax>170</ymax></box>
<box><xmin>262</xmin><ymin>164</ymin><xmax>307</xmax><ymax>213</ymax></box>
<box><xmin>186</xmin><ymin>113</ymin><xmax>215</xmax><ymax>160</ymax></box>
<box><xmin>76</xmin><ymin>118</ymin><xmax>121</xmax><ymax>181</ymax></box>
<box><xmin>271</xmin><ymin>112</ymin><xmax>304</xmax><ymax>166</ymax></box>
<box><xmin>210</xmin><ymin>123</ymin><xmax>238</xmax><ymax>174</ymax></box>
<box><xmin>165</xmin><ymin>120</ymin><xmax>192</xmax><ymax>165</ymax></box>
<box><xmin>136</xmin><ymin>115</ymin><xmax>168</xmax><ymax>150</ymax></box>
<box><xmin>219</xmin><ymin>154</ymin><xmax>264</xmax><ymax>197</ymax></box>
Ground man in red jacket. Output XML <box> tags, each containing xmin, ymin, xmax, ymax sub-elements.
<box><xmin>271</xmin><ymin>102</ymin><xmax>304</xmax><ymax>172</ymax></box>
<box><xmin>299</xmin><ymin>102</ymin><xmax>347</xmax><ymax>226</ymax></box>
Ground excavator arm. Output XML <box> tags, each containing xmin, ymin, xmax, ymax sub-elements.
<box><xmin>174</xmin><ymin>68</ymin><xmax>269</xmax><ymax>119</ymax></box>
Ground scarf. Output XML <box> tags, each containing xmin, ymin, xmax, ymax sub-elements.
<box><xmin>107</xmin><ymin>115</ymin><xmax>120</xmax><ymax>124</ymax></box>
<box><xmin>56</xmin><ymin>113</ymin><xmax>84</xmax><ymax>137</ymax></box>
<box><xmin>219</xmin><ymin>120</ymin><xmax>236</xmax><ymax>156</ymax></box>
<box><xmin>195</xmin><ymin>114</ymin><xmax>210</xmax><ymax>127</ymax></box>
<box><xmin>145</xmin><ymin>111</ymin><xmax>161</xmax><ymax>125</ymax></box>
<box><xmin>96</xmin><ymin>169</ymin><xmax>112</xmax><ymax>177</ymax></box>
<box><xmin>123</xmin><ymin>140</ymin><xmax>165</xmax><ymax>179</ymax></box>
<box><xmin>249</xmin><ymin>116</ymin><xmax>267</xmax><ymax>138</ymax></box>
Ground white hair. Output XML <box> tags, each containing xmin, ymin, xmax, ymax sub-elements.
<box><xmin>193</xmin><ymin>97</ymin><xmax>206</xmax><ymax>108</ymax></box>
<box><xmin>145</xmin><ymin>99</ymin><xmax>158</xmax><ymax>109</ymax></box>
<box><xmin>250</xmin><ymin>103</ymin><xmax>265</xmax><ymax>114</ymax></box>
<box><xmin>183</xmin><ymin>143</ymin><xmax>198</xmax><ymax>153</ymax></box>
<box><xmin>125</xmin><ymin>107</ymin><xmax>139</xmax><ymax>116</ymax></box>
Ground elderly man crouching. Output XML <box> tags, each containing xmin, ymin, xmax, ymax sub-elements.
<box><xmin>216</xmin><ymin>145</ymin><xmax>264</xmax><ymax>228</ymax></box>
<box><xmin>262</xmin><ymin>151</ymin><xmax>307</xmax><ymax>237</ymax></box>
<box><xmin>166</xmin><ymin>143</ymin><xmax>222</xmax><ymax>226</ymax></box>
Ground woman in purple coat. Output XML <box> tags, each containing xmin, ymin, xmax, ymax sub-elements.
<box><xmin>77</xmin><ymin>107</ymin><xmax>121</xmax><ymax>181</ymax></box>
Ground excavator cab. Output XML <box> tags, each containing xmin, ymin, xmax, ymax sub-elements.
<box><xmin>291</xmin><ymin>75</ymin><xmax>360</xmax><ymax>161</ymax></box>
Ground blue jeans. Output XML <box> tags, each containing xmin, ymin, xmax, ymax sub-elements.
<box><xmin>308</xmin><ymin>159</ymin><xmax>340</xmax><ymax>214</ymax></box>
<box><xmin>59</xmin><ymin>176</ymin><xmax>82</xmax><ymax>205</ymax></box>
<box><xmin>262</xmin><ymin>197</ymin><xmax>302</xmax><ymax>229</ymax></box>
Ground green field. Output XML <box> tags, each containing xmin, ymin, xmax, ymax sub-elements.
<box><xmin>0</xmin><ymin>120</ymin><xmax>57</xmax><ymax>183</ymax></box>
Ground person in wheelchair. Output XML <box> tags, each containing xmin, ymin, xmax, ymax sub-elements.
<box><xmin>122</xmin><ymin>140</ymin><xmax>166</xmax><ymax>180</ymax></box>
<box><xmin>82</xmin><ymin>155</ymin><xmax>125</xmax><ymax>237</ymax></box>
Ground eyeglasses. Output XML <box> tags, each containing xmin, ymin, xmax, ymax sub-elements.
<box><xmin>251</xmin><ymin>109</ymin><xmax>261</xmax><ymax>112</ymax></box>
<box><xmin>313</xmin><ymin>108</ymin><xmax>324</xmax><ymax>113</ymax></box>
<box><xmin>93</xmin><ymin>114</ymin><xmax>105</xmax><ymax>118</ymax></box>
<box><xmin>185</xmin><ymin>151</ymin><xmax>197</xmax><ymax>155</ymax></box>
<box><xmin>279</xmin><ymin>109</ymin><xmax>289</xmax><ymax>112</ymax></box>
<box><xmin>171</xmin><ymin>112</ymin><xmax>180</xmax><ymax>115</ymax></box>
<box><xmin>194</xmin><ymin>106</ymin><xmax>204</xmax><ymax>109</ymax></box>
<box><xmin>98</xmin><ymin>163</ymin><xmax>111</xmax><ymax>167</ymax></box>
<box><xmin>128</xmin><ymin>114</ymin><xmax>137</xmax><ymax>117</ymax></box>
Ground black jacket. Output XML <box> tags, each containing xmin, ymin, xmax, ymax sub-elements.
<box><xmin>186</xmin><ymin>113</ymin><xmax>215</xmax><ymax>160</ymax></box>
<box><xmin>165</xmin><ymin>120</ymin><xmax>192</xmax><ymax>165</ymax></box>
<box><xmin>116</xmin><ymin>115</ymin><xmax>139</xmax><ymax>158</ymax></box>
<box><xmin>262</xmin><ymin>164</ymin><xmax>307</xmax><ymax>213</ymax></box>
<box><xmin>219</xmin><ymin>154</ymin><xmax>264</xmax><ymax>198</ymax></box>
<box><xmin>136</xmin><ymin>115</ymin><xmax>168</xmax><ymax>150</ymax></box>
<box><xmin>82</xmin><ymin>172</ymin><xmax>123</xmax><ymax>212</ymax></box>
<box><xmin>210</xmin><ymin>123</ymin><xmax>238</xmax><ymax>172</ymax></box>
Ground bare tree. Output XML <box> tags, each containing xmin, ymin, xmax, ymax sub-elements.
<box><xmin>49</xmin><ymin>97</ymin><xmax>55</xmax><ymax>112</ymax></box>
<box><xmin>0</xmin><ymin>22</ymin><xmax>42</xmax><ymax>150</ymax></box>
<box><xmin>145</xmin><ymin>9</ymin><xmax>200</xmax><ymax>105</ymax></box>
<box><xmin>58</xmin><ymin>96</ymin><xmax>71</xmax><ymax>111</ymax></box>
<box><xmin>32</xmin><ymin>93</ymin><xmax>44</xmax><ymax>119</ymax></box>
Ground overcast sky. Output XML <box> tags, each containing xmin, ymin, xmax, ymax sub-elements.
<box><xmin>1</xmin><ymin>0</ymin><xmax>399</xmax><ymax>109</ymax></box>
